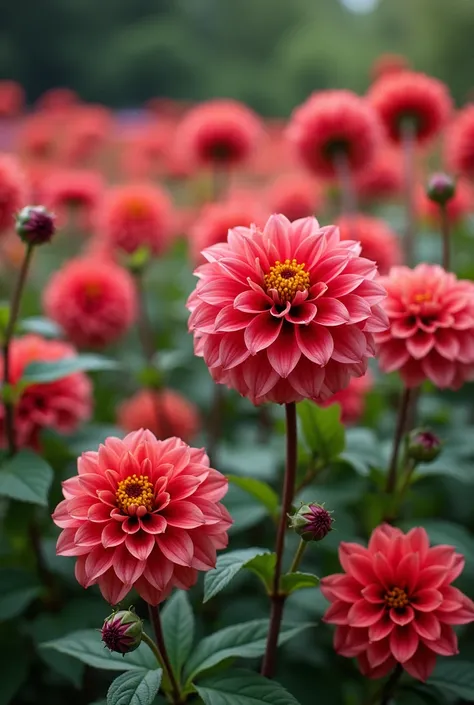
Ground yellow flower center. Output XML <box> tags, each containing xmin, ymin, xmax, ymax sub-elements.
<box><xmin>264</xmin><ymin>259</ymin><xmax>310</xmax><ymax>303</ymax></box>
<box><xmin>84</xmin><ymin>282</ymin><xmax>102</xmax><ymax>299</ymax></box>
<box><xmin>124</xmin><ymin>198</ymin><xmax>149</xmax><ymax>217</ymax></box>
<box><xmin>414</xmin><ymin>291</ymin><xmax>432</xmax><ymax>304</ymax></box>
<box><xmin>385</xmin><ymin>586</ymin><xmax>409</xmax><ymax>609</ymax></box>
<box><xmin>115</xmin><ymin>474</ymin><xmax>154</xmax><ymax>514</ymax></box>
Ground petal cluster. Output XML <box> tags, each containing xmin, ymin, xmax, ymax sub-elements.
<box><xmin>187</xmin><ymin>214</ymin><xmax>388</xmax><ymax>405</ymax></box>
<box><xmin>336</xmin><ymin>214</ymin><xmax>402</xmax><ymax>276</ymax></box>
<box><xmin>0</xmin><ymin>154</ymin><xmax>27</xmax><ymax>235</ymax></box>
<box><xmin>43</xmin><ymin>168</ymin><xmax>104</xmax><ymax>230</ymax></box>
<box><xmin>52</xmin><ymin>430</ymin><xmax>232</xmax><ymax>605</ymax></box>
<box><xmin>0</xmin><ymin>335</ymin><xmax>92</xmax><ymax>449</ymax></box>
<box><xmin>446</xmin><ymin>106</ymin><xmax>474</xmax><ymax>179</ymax></box>
<box><xmin>376</xmin><ymin>264</ymin><xmax>474</xmax><ymax>389</ymax></box>
<box><xmin>321</xmin><ymin>524</ymin><xmax>474</xmax><ymax>681</ymax></box>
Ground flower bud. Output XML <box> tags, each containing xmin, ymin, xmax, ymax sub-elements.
<box><xmin>289</xmin><ymin>503</ymin><xmax>334</xmax><ymax>542</ymax></box>
<box><xmin>407</xmin><ymin>428</ymin><xmax>442</xmax><ymax>463</ymax></box>
<box><xmin>101</xmin><ymin>608</ymin><xmax>143</xmax><ymax>654</ymax></box>
<box><xmin>427</xmin><ymin>173</ymin><xmax>456</xmax><ymax>206</ymax></box>
<box><xmin>15</xmin><ymin>205</ymin><xmax>56</xmax><ymax>245</ymax></box>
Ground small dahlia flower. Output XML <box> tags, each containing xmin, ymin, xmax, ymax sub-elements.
<box><xmin>418</xmin><ymin>179</ymin><xmax>472</xmax><ymax>226</ymax></box>
<box><xmin>265</xmin><ymin>174</ymin><xmax>323</xmax><ymax>222</ymax></box>
<box><xmin>0</xmin><ymin>154</ymin><xmax>27</xmax><ymax>235</ymax></box>
<box><xmin>175</xmin><ymin>99</ymin><xmax>262</xmax><ymax>169</ymax></box>
<box><xmin>321</xmin><ymin>524</ymin><xmax>474</xmax><ymax>681</ymax></box>
<box><xmin>321</xmin><ymin>371</ymin><xmax>372</xmax><ymax>424</ymax></box>
<box><xmin>0</xmin><ymin>335</ymin><xmax>92</xmax><ymax>449</ymax></box>
<box><xmin>52</xmin><ymin>430</ymin><xmax>232</xmax><ymax>605</ymax></box>
<box><xmin>187</xmin><ymin>214</ymin><xmax>388</xmax><ymax>405</ymax></box>
<box><xmin>336</xmin><ymin>215</ymin><xmax>402</xmax><ymax>276</ymax></box>
<box><xmin>446</xmin><ymin>106</ymin><xmax>474</xmax><ymax>179</ymax></box>
<box><xmin>287</xmin><ymin>90</ymin><xmax>381</xmax><ymax>178</ymax></box>
<box><xmin>354</xmin><ymin>147</ymin><xmax>403</xmax><ymax>202</ymax></box>
<box><xmin>43</xmin><ymin>257</ymin><xmax>138</xmax><ymax>348</ymax></box>
<box><xmin>376</xmin><ymin>264</ymin><xmax>474</xmax><ymax>389</ymax></box>
<box><xmin>43</xmin><ymin>169</ymin><xmax>104</xmax><ymax>231</ymax></box>
<box><xmin>368</xmin><ymin>71</ymin><xmax>452</xmax><ymax>144</ymax></box>
<box><xmin>98</xmin><ymin>183</ymin><xmax>174</xmax><ymax>256</ymax></box>
<box><xmin>117</xmin><ymin>389</ymin><xmax>200</xmax><ymax>444</ymax></box>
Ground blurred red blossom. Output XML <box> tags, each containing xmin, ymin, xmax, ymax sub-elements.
<box><xmin>265</xmin><ymin>173</ymin><xmax>323</xmax><ymax>222</ymax></box>
<box><xmin>43</xmin><ymin>169</ymin><xmax>104</xmax><ymax>230</ymax></box>
<box><xmin>0</xmin><ymin>154</ymin><xmax>27</xmax><ymax>235</ymax></box>
<box><xmin>322</xmin><ymin>372</ymin><xmax>372</xmax><ymax>424</ymax></box>
<box><xmin>336</xmin><ymin>214</ymin><xmax>402</xmax><ymax>275</ymax></box>
<box><xmin>446</xmin><ymin>105</ymin><xmax>474</xmax><ymax>179</ymax></box>
<box><xmin>117</xmin><ymin>388</ymin><xmax>200</xmax><ymax>443</ymax></box>
<box><xmin>417</xmin><ymin>179</ymin><xmax>472</xmax><ymax>225</ymax></box>
<box><xmin>0</xmin><ymin>80</ymin><xmax>24</xmax><ymax>118</ymax></box>
<box><xmin>354</xmin><ymin>147</ymin><xmax>403</xmax><ymax>202</ymax></box>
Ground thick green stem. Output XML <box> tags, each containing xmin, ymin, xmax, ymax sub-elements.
<box><xmin>289</xmin><ymin>539</ymin><xmax>307</xmax><ymax>574</ymax></box>
<box><xmin>142</xmin><ymin>631</ymin><xmax>165</xmax><ymax>669</ymax></box>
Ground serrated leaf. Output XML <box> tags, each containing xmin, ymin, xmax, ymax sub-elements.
<box><xmin>227</xmin><ymin>476</ymin><xmax>279</xmax><ymax>516</ymax></box>
<box><xmin>204</xmin><ymin>548</ymin><xmax>270</xmax><ymax>603</ymax></box>
<box><xmin>297</xmin><ymin>401</ymin><xmax>345</xmax><ymax>463</ymax></box>
<box><xmin>41</xmin><ymin>629</ymin><xmax>157</xmax><ymax>671</ymax></box>
<box><xmin>0</xmin><ymin>450</ymin><xmax>53</xmax><ymax>505</ymax></box>
<box><xmin>244</xmin><ymin>553</ymin><xmax>276</xmax><ymax>594</ymax></box>
<box><xmin>195</xmin><ymin>668</ymin><xmax>302</xmax><ymax>705</ymax></box>
<box><xmin>428</xmin><ymin>659</ymin><xmax>474</xmax><ymax>700</ymax></box>
<box><xmin>22</xmin><ymin>354</ymin><xmax>119</xmax><ymax>384</ymax></box>
<box><xmin>0</xmin><ymin>568</ymin><xmax>41</xmax><ymax>620</ymax></box>
<box><xmin>183</xmin><ymin>619</ymin><xmax>309</xmax><ymax>683</ymax></box>
<box><xmin>279</xmin><ymin>572</ymin><xmax>319</xmax><ymax>595</ymax></box>
<box><xmin>161</xmin><ymin>591</ymin><xmax>195</xmax><ymax>677</ymax></box>
<box><xmin>107</xmin><ymin>669</ymin><xmax>162</xmax><ymax>705</ymax></box>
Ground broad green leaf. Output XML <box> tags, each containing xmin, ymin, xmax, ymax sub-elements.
<box><xmin>279</xmin><ymin>572</ymin><xmax>319</xmax><ymax>595</ymax></box>
<box><xmin>341</xmin><ymin>427</ymin><xmax>384</xmax><ymax>476</ymax></box>
<box><xmin>22</xmin><ymin>354</ymin><xmax>119</xmax><ymax>384</ymax></box>
<box><xmin>0</xmin><ymin>450</ymin><xmax>53</xmax><ymax>505</ymax></box>
<box><xmin>195</xmin><ymin>668</ymin><xmax>302</xmax><ymax>705</ymax></box>
<box><xmin>204</xmin><ymin>548</ymin><xmax>270</xmax><ymax>603</ymax></box>
<box><xmin>161</xmin><ymin>591</ymin><xmax>195</xmax><ymax>676</ymax></box>
<box><xmin>244</xmin><ymin>553</ymin><xmax>276</xmax><ymax>594</ymax></box>
<box><xmin>0</xmin><ymin>568</ymin><xmax>41</xmax><ymax>620</ymax></box>
<box><xmin>297</xmin><ymin>401</ymin><xmax>345</xmax><ymax>463</ymax></box>
<box><xmin>428</xmin><ymin>659</ymin><xmax>474</xmax><ymax>700</ymax></box>
<box><xmin>41</xmin><ymin>629</ymin><xmax>157</xmax><ymax>671</ymax></box>
<box><xmin>225</xmin><ymin>485</ymin><xmax>267</xmax><ymax>535</ymax></box>
<box><xmin>20</xmin><ymin>316</ymin><xmax>63</xmax><ymax>338</ymax></box>
<box><xmin>0</xmin><ymin>641</ymin><xmax>29</xmax><ymax>705</ymax></box>
<box><xmin>183</xmin><ymin>619</ymin><xmax>309</xmax><ymax>683</ymax></box>
<box><xmin>107</xmin><ymin>669</ymin><xmax>162</xmax><ymax>705</ymax></box>
<box><xmin>227</xmin><ymin>476</ymin><xmax>279</xmax><ymax>516</ymax></box>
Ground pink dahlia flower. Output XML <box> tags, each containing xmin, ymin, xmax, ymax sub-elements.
<box><xmin>52</xmin><ymin>430</ymin><xmax>232</xmax><ymax>605</ymax></box>
<box><xmin>321</xmin><ymin>524</ymin><xmax>474</xmax><ymax>681</ymax></box>
<box><xmin>321</xmin><ymin>371</ymin><xmax>372</xmax><ymax>424</ymax></box>
<box><xmin>187</xmin><ymin>214</ymin><xmax>388</xmax><ymax>405</ymax></box>
<box><xmin>0</xmin><ymin>335</ymin><xmax>92</xmax><ymax>449</ymax></box>
<box><xmin>265</xmin><ymin>173</ymin><xmax>323</xmax><ymax>223</ymax></box>
<box><xmin>336</xmin><ymin>214</ymin><xmax>402</xmax><ymax>276</ymax></box>
<box><xmin>376</xmin><ymin>264</ymin><xmax>474</xmax><ymax>388</ymax></box>
<box><xmin>0</xmin><ymin>154</ymin><xmax>27</xmax><ymax>235</ymax></box>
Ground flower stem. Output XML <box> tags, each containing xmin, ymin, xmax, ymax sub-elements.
<box><xmin>148</xmin><ymin>604</ymin><xmax>184</xmax><ymax>705</ymax></box>
<box><xmin>2</xmin><ymin>243</ymin><xmax>34</xmax><ymax>455</ymax></box>
<box><xmin>142</xmin><ymin>631</ymin><xmax>165</xmax><ymax>668</ymax></box>
<box><xmin>440</xmin><ymin>203</ymin><xmax>451</xmax><ymax>270</ymax></box>
<box><xmin>289</xmin><ymin>539</ymin><xmax>307</xmax><ymax>574</ymax></box>
<box><xmin>385</xmin><ymin>387</ymin><xmax>412</xmax><ymax>495</ymax></box>
<box><xmin>402</xmin><ymin>121</ymin><xmax>416</xmax><ymax>266</ymax></box>
<box><xmin>379</xmin><ymin>663</ymin><xmax>403</xmax><ymax>705</ymax></box>
<box><xmin>334</xmin><ymin>150</ymin><xmax>357</xmax><ymax>217</ymax></box>
<box><xmin>261</xmin><ymin>401</ymin><xmax>298</xmax><ymax>678</ymax></box>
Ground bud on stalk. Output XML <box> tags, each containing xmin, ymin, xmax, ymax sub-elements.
<box><xmin>289</xmin><ymin>503</ymin><xmax>334</xmax><ymax>542</ymax></box>
<box><xmin>101</xmin><ymin>608</ymin><xmax>143</xmax><ymax>654</ymax></box>
<box><xmin>406</xmin><ymin>428</ymin><xmax>442</xmax><ymax>463</ymax></box>
<box><xmin>15</xmin><ymin>205</ymin><xmax>56</xmax><ymax>245</ymax></box>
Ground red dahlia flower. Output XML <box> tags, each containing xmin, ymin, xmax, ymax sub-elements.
<box><xmin>187</xmin><ymin>214</ymin><xmax>388</xmax><ymax>405</ymax></box>
<box><xmin>336</xmin><ymin>214</ymin><xmax>402</xmax><ymax>276</ymax></box>
<box><xmin>446</xmin><ymin>106</ymin><xmax>474</xmax><ymax>179</ymax></box>
<box><xmin>321</xmin><ymin>524</ymin><xmax>474</xmax><ymax>681</ymax></box>
<box><xmin>354</xmin><ymin>147</ymin><xmax>403</xmax><ymax>202</ymax></box>
<box><xmin>52</xmin><ymin>430</ymin><xmax>231</xmax><ymax>605</ymax></box>
<box><xmin>376</xmin><ymin>264</ymin><xmax>474</xmax><ymax>388</ymax></box>
<box><xmin>44</xmin><ymin>169</ymin><xmax>104</xmax><ymax>231</ymax></box>
<box><xmin>321</xmin><ymin>372</ymin><xmax>372</xmax><ymax>424</ymax></box>
<box><xmin>0</xmin><ymin>154</ymin><xmax>27</xmax><ymax>235</ymax></box>
<box><xmin>265</xmin><ymin>173</ymin><xmax>323</xmax><ymax>223</ymax></box>
<box><xmin>117</xmin><ymin>389</ymin><xmax>200</xmax><ymax>444</ymax></box>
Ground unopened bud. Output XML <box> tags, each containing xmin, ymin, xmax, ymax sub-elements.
<box><xmin>15</xmin><ymin>205</ymin><xmax>55</xmax><ymax>245</ymax></box>
<box><xmin>427</xmin><ymin>173</ymin><xmax>456</xmax><ymax>206</ymax></box>
<box><xmin>407</xmin><ymin>429</ymin><xmax>442</xmax><ymax>463</ymax></box>
<box><xmin>101</xmin><ymin>608</ymin><xmax>143</xmax><ymax>654</ymax></box>
<box><xmin>289</xmin><ymin>503</ymin><xmax>334</xmax><ymax>542</ymax></box>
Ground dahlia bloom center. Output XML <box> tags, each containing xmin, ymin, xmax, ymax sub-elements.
<box><xmin>264</xmin><ymin>258</ymin><xmax>310</xmax><ymax>303</ymax></box>
<box><xmin>124</xmin><ymin>198</ymin><xmax>149</xmax><ymax>218</ymax></box>
<box><xmin>385</xmin><ymin>586</ymin><xmax>409</xmax><ymax>609</ymax></box>
<box><xmin>115</xmin><ymin>474</ymin><xmax>154</xmax><ymax>515</ymax></box>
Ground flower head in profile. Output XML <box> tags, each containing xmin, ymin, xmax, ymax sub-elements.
<box><xmin>52</xmin><ymin>430</ymin><xmax>232</xmax><ymax>605</ymax></box>
<box><xmin>43</xmin><ymin>257</ymin><xmax>138</xmax><ymax>348</ymax></box>
<box><xmin>446</xmin><ymin>106</ymin><xmax>474</xmax><ymax>179</ymax></box>
<box><xmin>176</xmin><ymin>99</ymin><xmax>262</xmax><ymax>169</ymax></box>
<box><xmin>98</xmin><ymin>183</ymin><xmax>174</xmax><ymax>256</ymax></box>
<box><xmin>368</xmin><ymin>71</ymin><xmax>452</xmax><ymax>144</ymax></box>
<box><xmin>376</xmin><ymin>264</ymin><xmax>474</xmax><ymax>389</ymax></box>
<box><xmin>287</xmin><ymin>90</ymin><xmax>381</xmax><ymax>178</ymax></box>
<box><xmin>321</xmin><ymin>524</ymin><xmax>474</xmax><ymax>681</ymax></box>
<box><xmin>265</xmin><ymin>173</ymin><xmax>323</xmax><ymax>223</ymax></box>
<box><xmin>0</xmin><ymin>335</ymin><xmax>92</xmax><ymax>449</ymax></box>
<box><xmin>187</xmin><ymin>214</ymin><xmax>388</xmax><ymax>405</ymax></box>
<box><xmin>0</xmin><ymin>154</ymin><xmax>27</xmax><ymax>235</ymax></box>
<box><xmin>336</xmin><ymin>214</ymin><xmax>402</xmax><ymax>276</ymax></box>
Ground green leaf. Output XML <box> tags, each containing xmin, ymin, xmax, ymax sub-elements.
<box><xmin>19</xmin><ymin>316</ymin><xmax>63</xmax><ymax>338</ymax></box>
<box><xmin>183</xmin><ymin>620</ymin><xmax>309</xmax><ymax>683</ymax></box>
<box><xmin>204</xmin><ymin>548</ymin><xmax>270</xmax><ymax>603</ymax></box>
<box><xmin>428</xmin><ymin>659</ymin><xmax>474</xmax><ymax>700</ymax></box>
<box><xmin>22</xmin><ymin>354</ymin><xmax>119</xmax><ymax>384</ymax></box>
<box><xmin>0</xmin><ymin>568</ymin><xmax>41</xmax><ymax>620</ymax></box>
<box><xmin>227</xmin><ymin>476</ymin><xmax>279</xmax><ymax>516</ymax></box>
<box><xmin>161</xmin><ymin>591</ymin><xmax>195</xmax><ymax>677</ymax></box>
<box><xmin>279</xmin><ymin>572</ymin><xmax>319</xmax><ymax>595</ymax></box>
<box><xmin>107</xmin><ymin>669</ymin><xmax>162</xmax><ymax>705</ymax></box>
<box><xmin>297</xmin><ymin>401</ymin><xmax>345</xmax><ymax>463</ymax></box>
<box><xmin>195</xmin><ymin>668</ymin><xmax>302</xmax><ymax>705</ymax></box>
<box><xmin>0</xmin><ymin>450</ymin><xmax>53</xmax><ymax>505</ymax></box>
<box><xmin>244</xmin><ymin>553</ymin><xmax>276</xmax><ymax>594</ymax></box>
<box><xmin>41</xmin><ymin>629</ymin><xmax>157</xmax><ymax>671</ymax></box>
<box><xmin>0</xmin><ymin>641</ymin><xmax>29</xmax><ymax>705</ymax></box>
